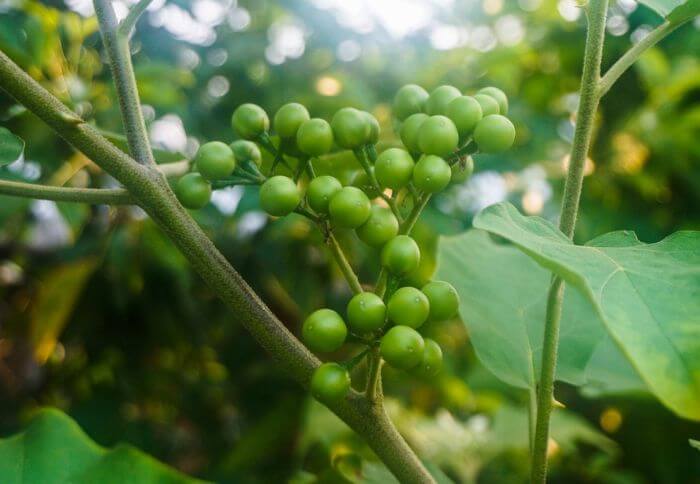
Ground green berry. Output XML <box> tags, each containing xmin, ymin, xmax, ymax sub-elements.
<box><xmin>176</xmin><ymin>173</ymin><xmax>211</xmax><ymax>209</ymax></box>
<box><xmin>381</xmin><ymin>235</ymin><xmax>420</xmax><ymax>275</ymax></box>
<box><xmin>425</xmin><ymin>85</ymin><xmax>461</xmax><ymax>115</ymax></box>
<box><xmin>422</xmin><ymin>281</ymin><xmax>459</xmax><ymax>321</ymax></box>
<box><xmin>331</xmin><ymin>107</ymin><xmax>370</xmax><ymax>149</ymax></box>
<box><xmin>477</xmin><ymin>86</ymin><xmax>508</xmax><ymax>115</ymax></box>
<box><xmin>311</xmin><ymin>363</ymin><xmax>350</xmax><ymax>403</ymax></box>
<box><xmin>412</xmin><ymin>155</ymin><xmax>451</xmax><ymax>193</ymax></box>
<box><xmin>380</xmin><ymin>326</ymin><xmax>425</xmax><ymax>370</ymax></box>
<box><xmin>418</xmin><ymin>115</ymin><xmax>459</xmax><ymax>157</ymax></box>
<box><xmin>302</xmin><ymin>308</ymin><xmax>347</xmax><ymax>353</ymax></box>
<box><xmin>356</xmin><ymin>205</ymin><xmax>399</xmax><ymax>248</ymax></box>
<box><xmin>274</xmin><ymin>102</ymin><xmax>310</xmax><ymax>139</ymax></box>
<box><xmin>230</xmin><ymin>140</ymin><xmax>262</xmax><ymax>166</ymax></box>
<box><xmin>450</xmin><ymin>156</ymin><xmax>474</xmax><ymax>184</ymax></box>
<box><xmin>328</xmin><ymin>186</ymin><xmax>371</xmax><ymax>228</ymax></box>
<box><xmin>375</xmin><ymin>148</ymin><xmax>415</xmax><ymax>190</ymax></box>
<box><xmin>393</xmin><ymin>84</ymin><xmax>429</xmax><ymax>121</ymax></box>
<box><xmin>346</xmin><ymin>292</ymin><xmax>387</xmax><ymax>334</ymax></box>
<box><xmin>259</xmin><ymin>176</ymin><xmax>301</xmax><ymax>216</ymax></box>
<box><xmin>400</xmin><ymin>113</ymin><xmax>428</xmax><ymax>153</ymax></box>
<box><xmin>446</xmin><ymin>96</ymin><xmax>483</xmax><ymax>137</ymax></box>
<box><xmin>195</xmin><ymin>141</ymin><xmax>236</xmax><ymax>180</ymax></box>
<box><xmin>473</xmin><ymin>115</ymin><xmax>516</xmax><ymax>153</ymax></box>
<box><xmin>387</xmin><ymin>287</ymin><xmax>430</xmax><ymax>329</ymax></box>
<box><xmin>232</xmin><ymin>103</ymin><xmax>269</xmax><ymax>139</ymax></box>
<box><xmin>307</xmin><ymin>175</ymin><xmax>342</xmax><ymax>214</ymax></box>
<box><xmin>413</xmin><ymin>339</ymin><xmax>443</xmax><ymax>377</ymax></box>
<box><xmin>363</xmin><ymin>111</ymin><xmax>380</xmax><ymax>144</ymax></box>
<box><xmin>473</xmin><ymin>94</ymin><xmax>500</xmax><ymax>117</ymax></box>
<box><xmin>297</xmin><ymin>118</ymin><xmax>334</xmax><ymax>156</ymax></box>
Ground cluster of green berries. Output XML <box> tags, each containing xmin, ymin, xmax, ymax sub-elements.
<box><xmin>174</xmin><ymin>84</ymin><xmax>515</xmax><ymax>406</ymax></box>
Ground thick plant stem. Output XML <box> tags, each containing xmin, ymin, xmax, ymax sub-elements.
<box><xmin>94</xmin><ymin>0</ymin><xmax>156</xmax><ymax>166</ymax></box>
<box><xmin>0</xmin><ymin>49</ymin><xmax>434</xmax><ymax>484</ymax></box>
<box><xmin>0</xmin><ymin>179</ymin><xmax>132</xmax><ymax>204</ymax></box>
<box><xmin>530</xmin><ymin>1</ymin><xmax>608</xmax><ymax>483</ymax></box>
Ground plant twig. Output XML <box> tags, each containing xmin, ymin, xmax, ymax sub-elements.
<box><xmin>119</xmin><ymin>0</ymin><xmax>153</xmax><ymax>36</ymax></box>
<box><xmin>530</xmin><ymin>1</ymin><xmax>609</xmax><ymax>482</ymax></box>
<box><xmin>0</xmin><ymin>178</ymin><xmax>132</xmax><ymax>204</ymax></box>
<box><xmin>325</xmin><ymin>230</ymin><xmax>363</xmax><ymax>295</ymax></box>
<box><xmin>94</xmin><ymin>0</ymin><xmax>156</xmax><ymax>166</ymax></box>
<box><xmin>352</xmin><ymin>148</ymin><xmax>402</xmax><ymax>222</ymax></box>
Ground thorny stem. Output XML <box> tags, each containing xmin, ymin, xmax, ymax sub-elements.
<box><xmin>531</xmin><ymin>1</ymin><xmax>608</xmax><ymax>482</ymax></box>
<box><xmin>93</xmin><ymin>0</ymin><xmax>155</xmax><ymax>166</ymax></box>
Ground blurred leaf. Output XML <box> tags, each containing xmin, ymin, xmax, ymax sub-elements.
<box><xmin>0</xmin><ymin>408</ymin><xmax>207</xmax><ymax>483</ymax></box>
<box><xmin>437</xmin><ymin>229</ymin><xmax>644</xmax><ymax>393</ymax></box>
<box><xmin>99</xmin><ymin>129</ymin><xmax>185</xmax><ymax>164</ymax></box>
<box><xmin>690</xmin><ymin>439</ymin><xmax>700</xmax><ymax>452</ymax></box>
<box><xmin>637</xmin><ymin>0</ymin><xmax>700</xmax><ymax>23</ymax></box>
<box><xmin>473</xmin><ymin>202</ymin><xmax>700</xmax><ymax>420</ymax></box>
<box><xmin>0</xmin><ymin>127</ymin><xmax>25</xmax><ymax>166</ymax></box>
<box><xmin>30</xmin><ymin>258</ymin><xmax>99</xmax><ymax>363</ymax></box>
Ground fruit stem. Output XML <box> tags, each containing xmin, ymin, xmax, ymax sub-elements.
<box><xmin>325</xmin><ymin>229</ymin><xmax>364</xmax><ymax>295</ymax></box>
<box><xmin>353</xmin><ymin>148</ymin><xmax>403</xmax><ymax>222</ymax></box>
<box><xmin>530</xmin><ymin>1</ymin><xmax>608</xmax><ymax>482</ymax></box>
<box><xmin>401</xmin><ymin>193</ymin><xmax>430</xmax><ymax>235</ymax></box>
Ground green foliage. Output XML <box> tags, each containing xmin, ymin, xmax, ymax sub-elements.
<box><xmin>0</xmin><ymin>127</ymin><xmax>24</xmax><ymax>166</ymax></box>
<box><xmin>639</xmin><ymin>0</ymin><xmax>700</xmax><ymax>23</ymax></box>
<box><xmin>0</xmin><ymin>408</ymin><xmax>207</xmax><ymax>484</ymax></box>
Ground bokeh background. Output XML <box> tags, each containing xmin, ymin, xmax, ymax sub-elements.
<box><xmin>1</xmin><ymin>0</ymin><xmax>699</xmax><ymax>482</ymax></box>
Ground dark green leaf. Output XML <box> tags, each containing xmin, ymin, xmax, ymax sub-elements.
<box><xmin>0</xmin><ymin>126</ymin><xmax>24</xmax><ymax>166</ymax></box>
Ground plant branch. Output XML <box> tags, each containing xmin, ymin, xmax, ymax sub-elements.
<box><xmin>119</xmin><ymin>0</ymin><xmax>153</xmax><ymax>36</ymax></box>
<box><xmin>325</xmin><ymin>229</ymin><xmax>364</xmax><ymax>294</ymax></box>
<box><xmin>94</xmin><ymin>0</ymin><xmax>156</xmax><ymax>166</ymax></box>
<box><xmin>530</xmin><ymin>1</ymin><xmax>609</xmax><ymax>483</ymax></box>
<box><xmin>0</xmin><ymin>178</ymin><xmax>132</xmax><ymax>204</ymax></box>
<box><xmin>598</xmin><ymin>20</ymin><xmax>681</xmax><ymax>97</ymax></box>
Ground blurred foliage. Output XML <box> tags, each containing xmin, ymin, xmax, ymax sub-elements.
<box><xmin>0</xmin><ymin>0</ymin><xmax>699</xmax><ymax>483</ymax></box>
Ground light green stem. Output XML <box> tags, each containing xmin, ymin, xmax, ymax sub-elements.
<box><xmin>0</xmin><ymin>179</ymin><xmax>132</xmax><ymax>204</ymax></box>
<box><xmin>119</xmin><ymin>0</ymin><xmax>153</xmax><ymax>35</ymax></box>
<box><xmin>530</xmin><ymin>1</ymin><xmax>609</xmax><ymax>482</ymax></box>
<box><xmin>326</xmin><ymin>231</ymin><xmax>363</xmax><ymax>294</ymax></box>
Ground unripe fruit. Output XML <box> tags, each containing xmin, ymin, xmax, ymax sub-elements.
<box><xmin>413</xmin><ymin>339</ymin><xmax>443</xmax><ymax>377</ymax></box>
<box><xmin>230</xmin><ymin>140</ymin><xmax>262</xmax><ymax>166</ymax></box>
<box><xmin>375</xmin><ymin>148</ymin><xmax>415</xmax><ymax>190</ymax></box>
<box><xmin>425</xmin><ymin>85</ymin><xmax>461</xmax><ymax>115</ymax></box>
<box><xmin>363</xmin><ymin>111</ymin><xmax>380</xmax><ymax>144</ymax></box>
<box><xmin>331</xmin><ymin>107</ymin><xmax>370</xmax><ymax>149</ymax></box>
<box><xmin>329</xmin><ymin>186</ymin><xmax>371</xmax><ymax>228</ymax></box>
<box><xmin>356</xmin><ymin>206</ymin><xmax>399</xmax><ymax>248</ymax></box>
<box><xmin>412</xmin><ymin>155</ymin><xmax>451</xmax><ymax>193</ymax></box>
<box><xmin>380</xmin><ymin>326</ymin><xmax>425</xmax><ymax>370</ymax></box>
<box><xmin>473</xmin><ymin>115</ymin><xmax>516</xmax><ymax>153</ymax></box>
<box><xmin>176</xmin><ymin>173</ymin><xmax>211</xmax><ymax>209</ymax></box>
<box><xmin>422</xmin><ymin>280</ymin><xmax>459</xmax><ymax>321</ymax></box>
<box><xmin>232</xmin><ymin>103</ymin><xmax>269</xmax><ymax>139</ymax></box>
<box><xmin>477</xmin><ymin>86</ymin><xmax>508</xmax><ymax>115</ymax></box>
<box><xmin>381</xmin><ymin>235</ymin><xmax>420</xmax><ymax>275</ymax></box>
<box><xmin>302</xmin><ymin>308</ymin><xmax>347</xmax><ymax>353</ymax></box>
<box><xmin>195</xmin><ymin>141</ymin><xmax>236</xmax><ymax>180</ymax></box>
<box><xmin>446</xmin><ymin>96</ymin><xmax>483</xmax><ymax>137</ymax></box>
<box><xmin>346</xmin><ymin>292</ymin><xmax>387</xmax><ymax>334</ymax></box>
<box><xmin>450</xmin><ymin>156</ymin><xmax>474</xmax><ymax>184</ymax></box>
<box><xmin>473</xmin><ymin>94</ymin><xmax>500</xmax><ymax>117</ymax></box>
<box><xmin>311</xmin><ymin>363</ymin><xmax>350</xmax><ymax>403</ymax></box>
<box><xmin>393</xmin><ymin>84</ymin><xmax>429</xmax><ymax>121</ymax></box>
<box><xmin>400</xmin><ymin>113</ymin><xmax>428</xmax><ymax>153</ymax></box>
<box><xmin>307</xmin><ymin>175</ymin><xmax>342</xmax><ymax>214</ymax></box>
<box><xmin>297</xmin><ymin>118</ymin><xmax>334</xmax><ymax>156</ymax></box>
<box><xmin>274</xmin><ymin>102</ymin><xmax>310</xmax><ymax>139</ymax></box>
<box><xmin>259</xmin><ymin>176</ymin><xmax>301</xmax><ymax>216</ymax></box>
<box><xmin>418</xmin><ymin>115</ymin><xmax>459</xmax><ymax>157</ymax></box>
<box><xmin>387</xmin><ymin>287</ymin><xmax>430</xmax><ymax>329</ymax></box>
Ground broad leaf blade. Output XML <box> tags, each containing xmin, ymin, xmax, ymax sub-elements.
<box><xmin>0</xmin><ymin>126</ymin><xmax>24</xmax><ymax>166</ymax></box>
<box><xmin>638</xmin><ymin>0</ymin><xmax>700</xmax><ymax>23</ymax></box>
<box><xmin>474</xmin><ymin>202</ymin><xmax>700</xmax><ymax>420</ymax></box>
<box><xmin>437</xmin><ymin>230</ymin><xmax>644</xmax><ymax>393</ymax></box>
<box><xmin>0</xmin><ymin>408</ymin><xmax>207</xmax><ymax>483</ymax></box>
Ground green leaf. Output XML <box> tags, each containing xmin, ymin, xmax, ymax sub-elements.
<box><xmin>0</xmin><ymin>408</ymin><xmax>207</xmax><ymax>483</ymax></box>
<box><xmin>437</xmin><ymin>230</ymin><xmax>644</xmax><ymax>393</ymax></box>
<box><xmin>473</xmin><ymin>202</ymin><xmax>700</xmax><ymax>421</ymax></box>
<box><xmin>638</xmin><ymin>0</ymin><xmax>700</xmax><ymax>23</ymax></box>
<box><xmin>0</xmin><ymin>127</ymin><xmax>24</xmax><ymax>166</ymax></box>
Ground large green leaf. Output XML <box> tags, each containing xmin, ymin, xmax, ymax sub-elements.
<box><xmin>0</xmin><ymin>126</ymin><xmax>24</xmax><ymax>166</ymax></box>
<box><xmin>638</xmin><ymin>0</ymin><xmax>700</xmax><ymax>23</ymax></box>
<box><xmin>0</xmin><ymin>408</ymin><xmax>207</xmax><ymax>483</ymax></box>
<box><xmin>473</xmin><ymin>202</ymin><xmax>700</xmax><ymax>420</ymax></box>
<box><xmin>437</xmin><ymin>230</ymin><xmax>644</xmax><ymax>393</ymax></box>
